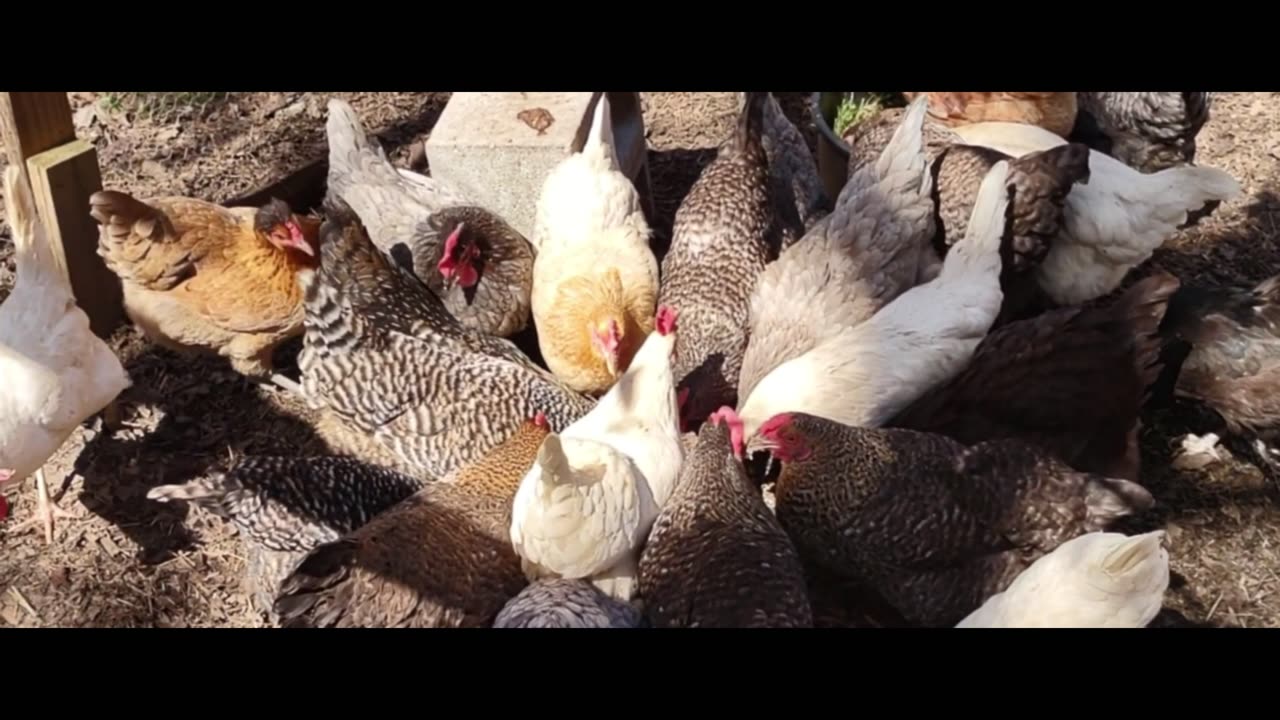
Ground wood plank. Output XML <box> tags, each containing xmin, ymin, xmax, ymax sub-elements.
<box><xmin>0</xmin><ymin>93</ymin><xmax>76</xmax><ymax>168</ymax></box>
<box><xmin>26</xmin><ymin>140</ymin><xmax>124</xmax><ymax>337</ymax></box>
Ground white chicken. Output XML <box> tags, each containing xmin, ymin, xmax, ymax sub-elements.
<box><xmin>956</xmin><ymin>530</ymin><xmax>1170</xmax><ymax>628</ymax></box>
<box><xmin>529</xmin><ymin>93</ymin><xmax>660</xmax><ymax>395</ymax></box>
<box><xmin>509</xmin><ymin>306</ymin><xmax>684</xmax><ymax>601</ymax></box>
<box><xmin>0</xmin><ymin>166</ymin><xmax>131</xmax><ymax>542</ymax></box>
<box><xmin>724</xmin><ymin>160</ymin><xmax>1013</xmax><ymax>453</ymax></box>
<box><xmin>949</xmin><ymin>121</ymin><xmax>1241</xmax><ymax>305</ymax></box>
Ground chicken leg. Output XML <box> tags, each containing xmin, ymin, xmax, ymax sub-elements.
<box><xmin>10</xmin><ymin>467</ymin><xmax>83</xmax><ymax>544</ymax></box>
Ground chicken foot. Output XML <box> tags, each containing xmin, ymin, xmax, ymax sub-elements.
<box><xmin>9</xmin><ymin>467</ymin><xmax>84</xmax><ymax>544</ymax></box>
<box><xmin>268</xmin><ymin>373</ymin><xmax>305</xmax><ymax>398</ymax></box>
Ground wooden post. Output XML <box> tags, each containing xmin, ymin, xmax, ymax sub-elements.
<box><xmin>1</xmin><ymin>92</ymin><xmax>123</xmax><ymax>338</ymax></box>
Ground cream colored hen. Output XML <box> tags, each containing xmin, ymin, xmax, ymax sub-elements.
<box><xmin>957</xmin><ymin>530</ymin><xmax>1170</xmax><ymax>628</ymax></box>
<box><xmin>950</xmin><ymin>121</ymin><xmax>1240</xmax><ymax>306</ymax></box>
<box><xmin>0</xmin><ymin>166</ymin><xmax>131</xmax><ymax>543</ymax></box>
<box><xmin>509</xmin><ymin>306</ymin><xmax>683</xmax><ymax>601</ymax></box>
<box><xmin>530</xmin><ymin>94</ymin><xmax>659</xmax><ymax>395</ymax></box>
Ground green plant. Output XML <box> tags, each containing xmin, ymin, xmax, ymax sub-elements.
<box><xmin>832</xmin><ymin>92</ymin><xmax>907</xmax><ymax>136</ymax></box>
<box><xmin>99</xmin><ymin>92</ymin><xmax>232</xmax><ymax>122</ymax></box>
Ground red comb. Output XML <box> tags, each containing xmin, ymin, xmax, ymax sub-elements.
<box><xmin>758</xmin><ymin>413</ymin><xmax>795</xmax><ymax>438</ymax></box>
<box><xmin>437</xmin><ymin>224</ymin><xmax>466</xmax><ymax>276</ymax></box>
<box><xmin>708</xmin><ymin>406</ymin><xmax>745</xmax><ymax>457</ymax></box>
<box><xmin>288</xmin><ymin>220</ymin><xmax>305</xmax><ymax>243</ymax></box>
<box><xmin>656</xmin><ymin>306</ymin><xmax>677</xmax><ymax>336</ymax></box>
<box><xmin>533</xmin><ymin>412</ymin><xmax>549</xmax><ymax>429</ymax></box>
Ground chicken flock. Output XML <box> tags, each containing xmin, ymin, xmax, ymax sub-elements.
<box><xmin>3</xmin><ymin>90</ymin><xmax>1274</xmax><ymax>628</ymax></box>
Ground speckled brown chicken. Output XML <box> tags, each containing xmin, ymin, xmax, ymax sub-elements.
<box><xmin>296</xmin><ymin>193</ymin><xmax>595</xmax><ymax>480</ymax></box>
<box><xmin>493</xmin><ymin>579</ymin><xmax>645</xmax><ymax>628</ymax></box>
<box><xmin>888</xmin><ymin>271</ymin><xmax>1180</xmax><ymax>482</ymax></box>
<box><xmin>325</xmin><ymin>98</ymin><xmax>534</xmax><ymax>338</ymax></box>
<box><xmin>145</xmin><ymin>456</ymin><xmax>426</xmax><ymax>619</ymax></box>
<box><xmin>272</xmin><ymin>415</ymin><xmax>549</xmax><ymax>628</ymax></box>
<box><xmin>1157</xmin><ymin>273</ymin><xmax>1280</xmax><ymax>456</ymax></box>
<box><xmin>1073</xmin><ymin>92</ymin><xmax>1211</xmax><ymax>173</ymax></box>
<box><xmin>751</xmin><ymin>412</ymin><xmax>1154</xmax><ymax>627</ymax></box>
<box><xmin>637</xmin><ymin>418</ymin><xmax>812</xmax><ymax>627</ymax></box>
<box><xmin>659</xmin><ymin>92</ymin><xmax>784</xmax><ymax>432</ymax></box>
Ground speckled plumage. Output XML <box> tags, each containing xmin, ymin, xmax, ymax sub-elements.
<box><xmin>765</xmin><ymin>413</ymin><xmax>1155</xmax><ymax>627</ymax></box>
<box><xmin>660</xmin><ymin>92</ymin><xmax>781</xmax><ymax>429</ymax></box>
<box><xmin>738</xmin><ymin>96</ymin><xmax>938</xmax><ymax>402</ymax></box>
<box><xmin>297</xmin><ymin>194</ymin><xmax>595</xmax><ymax>481</ymax></box>
<box><xmin>750</xmin><ymin>93</ymin><xmax>830</xmax><ymax>241</ymax></box>
<box><xmin>889</xmin><ymin>271</ymin><xmax>1180</xmax><ymax>482</ymax></box>
<box><xmin>637</xmin><ymin>421</ymin><xmax>812</xmax><ymax>627</ymax></box>
<box><xmin>272</xmin><ymin>418</ymin><xmax>549</xmax><ymax>628</ymax></box>
<box><xmin>146</xmin><ymin>456</ymin><xmax>426</xmax><ymax>619</ymax></box>
<box><xmin>325</xmin><ymin>98</ymin><xmax>533</xmax><ymax>337</ymax></box>
<box><xmin>1074</xmin><ymin>92</ymin><xmax>1211</xmax><ymax>173</ymax></box>
<box><xmin>494</xmin><ymin>579</ymin><xmax>645</xmax><ymax>628</ymax></box>
<box><xmin>1159</xmin><ymin>273</ymin><xmax>1280</xmax><ymax>441</ymax></box>
<box><xmin>843</xmin><ymin>106</ymin><xmax>961</xmax><ymax>172</ymax></box>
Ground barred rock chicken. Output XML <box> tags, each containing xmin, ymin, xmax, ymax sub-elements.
<box><xmin>659</xmin><ymin>92</ymin><xmax>786</xmax><ymax>432</ymax></box>
<box><xmin>1073</xmin><ymin>92</ymin><xmax>1211</xmax><ymax>173</ymax></box>
<box><xmin>1156</xmin><ymin>272</ymin><xmax>1280</xmax><ymax>469</ymax></box>
<box><xmin>637</xmin><ymin>417</ymin><xmax>812</xmax><ymax>628</ymax></box>
<box><xmin>530</xmin><ymin>94</ymin><xmax>659</xmax><ymax>394</ymax></box>
<box><xmin>957</xmin><ymin>530</ymin><xmax>1170</xmax><ymax>628</ymax></box>
<box><xmin>736</xmin><ymin>95</ymin><xmax>937</xmax><ymax>407</ymax></box>
<box><xmin>0</xmin><ymin>167</ymin><xmax>131</xmax><ymax>543</ymax></box>
<box><xmin>510</xmin><ymin>307</ymin><xmax>684</xmax><ymax>601</ymax></box>
<box><xmin>843</xmin><ymin>105</ymin><xmax>962</xmax><ymax>170</ymax></box>
<box><xmin>325</xmin><ymin>98</ymin><xmax>533</xmax><ymax>338</ymax></box>
<box><xmin>146</xmin><ymin>455</ymin><xmax>426</xmax><ymax>618</ymax></box>
<box><xmin>493</xmin><ymin>579</ymin><xmax>645</xmax><ymax>628</ymax></box>
<box><xmin>295</xmin><ymin>193</ymin><xmax>594</xmax><ymax>481</ymax></box>
<box><xmin>951</xmin><ymin>120</ymin><xmax>1241</xmax><ymax>306</ymax></box>
<box><xmin>745</xmin><ymin>92</ymin><xmax>830</xmax><ymax>240</ymax></box>
<box><xmin>729</xmin><ymin>160</ymin><xmax>1012</xmax><ymax>451</ymax></box>
<box><xmin>751</xmin><ymin>412</ymin><xmax>1155</xmax><ymax>626</ymax></box>
<box><xmin>889</xmin><ymin>271</ymin><xmax>1180</xmax><ymax>482</ymax></box>
<box><xmin>272</xmin><ymin>414</ymin><xmax>549</xmax><ymax>628</ymax></box>
<box><xmin>90</xmin><ymin>190</ymin><xmax>319</xmax><ymax>385</ymax></box>
<box><xmin>904</xmin><ymin>92</ymin><xmax>1079</xmax><ymax>138</ymax></box>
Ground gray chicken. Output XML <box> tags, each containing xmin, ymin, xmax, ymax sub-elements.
<box><xmin>325</xmin><ymin>98</ymin><xmax>534</xmax><ymax>338</ymax></box>
<box><xmin>146</xmin><ymin>456</ymin><xmax>426</xmax><ymax>620</ymax></box>
<box><xmin>748</xmin><ymin>92</ymin><xmax>831</xmax><ymax>242</ymax></box>
<box><xmin>637</xmin><ymin>418</ymin><xmax>812</xmax><ymax>628</ymax></box>
<box><xmin>297</xmin><ymin>193</ymin><xmax>595</xmax><ymax>481</ymax></box>
<box><xmin>494</xmin><ymin>579</ymin><xmax>645</xmax><ymax>628</ymax></box>
<box><xmin>750</xmin><ymin>412</ymin><xmax>1155</xmax><ymax>627</ymax></box>
<box><xmin>272</xmin><ymin>415</ymin><xmax>549</xmax><ymax>628</ymax></box>
<box><xmin>1073</xmin><ymin>92</ymin><xmax>1211</xmax><ymax>173</ymax></box>
<box><xmin>659</xmin><ymin>92</ymin><xmax>787</xmax><ymax>432</ymax></box>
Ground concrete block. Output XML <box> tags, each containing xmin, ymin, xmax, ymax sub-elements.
<box><xmin>425</xmin><ymin>92</ymin><xmax>653</xmax><ymax>241</ymax></box>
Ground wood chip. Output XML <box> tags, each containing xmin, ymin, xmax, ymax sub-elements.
<box><xmin>7</xmin><ymin>587</ymin><xmax>40</xmax><ymax>622</ymax></box>
<box><xmin>98</xmin><ymin>535</ymin><xmax>122</xmax><ymax>558</ymax></box>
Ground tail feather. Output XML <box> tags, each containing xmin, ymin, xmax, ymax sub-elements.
<box><xmin>942</xmin><ymin>160</ymin><xmax>1011</xmax><ymax>277</ymax></box>
<box><xmin>147</xmin><ymin>473</ymin><xmax>237</xmax><ymax>513</ymax></box>
<box><xmin>1084</xmin><ymin>475</ymin><xmax>1154</xmax><ymax>526</ymax></box>
<box><xmin>585</xmin><ymin>93</ymin><xmax>620</xmax><ymax>169</ymax></box>
<box><xmin>1101</xmin><ymin>529</ymin><xmax>1167</xmax><ymax>576</ymax></box>
<box><xmin>1111</xmin><ymin>271</ymin><xmax>1182</xmax><ymax>402</ymax></box>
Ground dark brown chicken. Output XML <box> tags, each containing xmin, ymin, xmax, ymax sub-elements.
<box><xmin>325</xmin><ymin>98</ymin><xmax>534</xmax><ymax>338</ymax></box>
<box><xmin>888</xmin><ymin>271</ymin><xmax>1180</xmax><ymax>482</ymax></box>
<box><xmin>1156</xmin><ymin>272</ymin><xmax>1280</xmax><ymax>466</ymax></box>
<box><xmin>752</xmin><ymin>412</ymin><xmax>1154</xmax><ymax>627</ymax></box>
<box><xmin>1073</xmin><ymin>92</ymin><xmax>1211</xmax><ymax>173</ymax></box>
<box><xmin>145</xmin><ymin>456</ymin><xmax>427</xmax><ymax>619</ymax></box>
<box><xmin>659</xmin><ymin>92</ymin><xmax>784</xmax><ymax>432</ymax></box>
<box><xmin>296</xmin><ymin>193</ymin><xmax>595</xmax><ymax>481</ymax></box>
<box><xmin>637</xmin><ymin>417</ymin><xmax>812</xmax><ymax>628</ymax></box>
<box><xmin>272</xmin><ymin>414</ymin><xmax>549</xmax><ymax>628</ymax></box>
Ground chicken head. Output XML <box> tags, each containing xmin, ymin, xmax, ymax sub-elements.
<box><xmin>589</xmin><ymin>317</ymin><xmax>623</xmax><ymax>377</ymax></box>
<box><xmin>438</xmin><ymin>222</ymin><xmax>482</xmax><ymax>290</ymax></box>
<box><xmin>255</xmin><ymin>198</ymin><xmax>318</xmax><ymax>258</ymax></box>
<box><xmin>747</xmin><ymin>413</ymin><xmax>812</xmax><ymax>462</ymax></box>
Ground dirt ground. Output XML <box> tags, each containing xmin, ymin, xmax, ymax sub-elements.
<box><xmin>0</xmin><ymin>92</ymin><xmax>1277</xmax><ymax>628</ymax></box>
